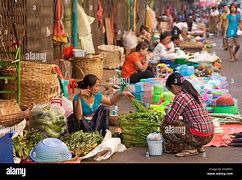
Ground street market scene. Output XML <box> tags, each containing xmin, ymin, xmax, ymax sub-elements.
<box><xmin>1</xmin><ymin>0</ymin><xmax>242</xmax><ymax>169</ymax></box>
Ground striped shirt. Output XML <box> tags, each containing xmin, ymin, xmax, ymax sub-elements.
<box><xmin>164</xmin><ymin>91</ymin><xmax>214</xmax><ymax>135</ymax></box>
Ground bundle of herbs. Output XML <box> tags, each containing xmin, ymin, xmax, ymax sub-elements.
<box><xmin>61</xmin><ymin>130</ymin><xmax>103</xmax><ymax>156</ymax></box>
<box><xmin>13</xmin><ymin>129</ymin><xmax>43</xmax><ymax>159</ymax></box>
<box><xmin>119</xmin><ymin>110</ymin><xmax>164</xmax><ymax>147</ymax></box>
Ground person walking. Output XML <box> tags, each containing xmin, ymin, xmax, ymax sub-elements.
<box><xmin>224</xmin><ymin>3</ymin><xmax>242</xmax><ymax>62</ymax></box>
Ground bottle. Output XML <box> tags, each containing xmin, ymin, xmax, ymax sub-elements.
<box><xmin>145</xmin><ymin>151</ymin><xmax>150</xmax><ymax>158</ymax></box>
<box><xmin>114</xmin><ymin>106</ymin><xmax>119</xmax><ymax>115</ymax></box>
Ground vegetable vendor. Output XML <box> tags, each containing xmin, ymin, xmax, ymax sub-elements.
<box><xmin>68</xmin><ymin>74</ymin><xmax>134</xmax><ymax>136</ymax></box>
<box><xmin>121</xmin><ymin>41</ymin><xmax>154</xmax><ymax>83</ymax></box>
<box><xmin>161</xmin><ymin>72</ymin><xmax>214</xmax><ymax>157</ymax></box>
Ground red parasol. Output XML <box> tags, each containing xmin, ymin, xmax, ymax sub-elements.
<box><xmin>53</xmin><ymin>0</ymin><xmax>68</xmax><ymax>44</ymax></box>
<box><xmin>198</xmin><ymin>1</ymin><xmax>218</xmax><ymax>8</ymax></box>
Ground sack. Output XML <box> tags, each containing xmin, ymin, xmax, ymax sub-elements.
<box><xmin>122</xmin><ymin>30</ymin><xmax>138</xmax><ymax>49</ymax></box>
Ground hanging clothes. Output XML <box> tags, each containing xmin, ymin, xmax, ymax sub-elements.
<box><xmin>97</xmin><ymin>0</ymin><xmax>103</xmax><ymax>27</ymax></box>
<box><xmin>53</xmin><ymin>0</ymin><xmax>68</xmax><ymax>44</ymax></box>
<box><xmin>77</xmin><ymin>3</ymin><xmax>95</xmax><ymax>53</ymax></box>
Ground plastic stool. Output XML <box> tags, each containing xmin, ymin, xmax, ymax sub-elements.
<box><xmin>53</xmin><ymin>65</ymin><xmax>75</xmax><ymax>94</ymax></box>
<box><xmin>60</xmin><ymin>79</ymin><xmax>70</xmax><ymax>98</ymax></box>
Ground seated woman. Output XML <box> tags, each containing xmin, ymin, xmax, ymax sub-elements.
<box><xmin>152</xmin><ymin>31</ymin><xmax>176</xmax><ymax>62</ymax></box>
<box><xmin>68</xmin><ymin>74</ymin><xmax>133</xmax><ymax>136</ymax></box>
<box><xmin>161</xmin><ymin>72</ymin><xmax>214</xmax><ymax>157</ymax></box>
<box><xmin>121</xmin><ymin>41</ymin><xmax>154</xmax><ymax>83</ymax></box>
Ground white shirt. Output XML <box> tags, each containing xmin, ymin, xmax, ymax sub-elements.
<box><xmin>153</xmin><ymin>42</ymin><xmax>175</xmax><ymax>61</ymax></box>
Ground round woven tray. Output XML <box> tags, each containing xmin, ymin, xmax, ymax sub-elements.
<box><xmin>0</xmin><ymin>108</ymin><xmax>29</xmax><ymax>127</ymax></box>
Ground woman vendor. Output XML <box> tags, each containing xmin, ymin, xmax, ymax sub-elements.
<box><xmin>68</xmin><ymin>74</ymin><xmax>134</xmax><ymax>136</ymax></box>
<box><xmin>152</xmin><ymin>31</ymin><xmax>176</xmax><ymax>62</ymax></box>
<box><xmin>121</xmin><ymin>41</ymin><xmax>154</xmax><ymax>83</ymax></box>
<box><xmin>161</xmin><ymin>72</ymin><xmax>214</xmax><ymax>157</ymax></box>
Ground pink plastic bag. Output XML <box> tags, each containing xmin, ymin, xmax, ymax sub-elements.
<box><xmin>50</xmin><ymin>96</ymin><xmax>73</xmax><ymax>118</ymax></box>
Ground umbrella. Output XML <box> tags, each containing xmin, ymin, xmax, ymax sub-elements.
<box><xmin>53</xmin><ymin>0</ymin><xmax>68</xmax><ymax>44</ymax></box>
<box><xmin>198</xmin><ymin>1</ymin><xmax>218</xmax><ymax>8</ymax></box>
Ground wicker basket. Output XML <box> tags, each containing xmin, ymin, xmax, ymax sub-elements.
<box><xmin>97</xmin><ymin>45</ymin><xmax>124</xmax><ymax>69</ymax></box>
<box><xmin>0</xmin><ymin>99</ymin><xmax>20</xmax><ymax>115</ymax></box>
<box><xmin>0</xmin><ymin>99</ymin><xmax>29</xmax><ymax>127</ymax></box>
<box><xmin>72</xmin><ymin>54</ymin><xmax>104</xmax><ymax>80</ymax></box>
<box><xmin>0</xmin><ymin>61</ymin><xmax>60</xmax><ymax>108</ymax></box>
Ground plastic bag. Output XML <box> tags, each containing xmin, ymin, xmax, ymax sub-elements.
<box><xmin>122</xmin><ymin>30</ymin><xmax>138</xmax><ymax>49</ymax></box>
<box><xmin>29</xmin><ymin>104</ymin><xmax>67</xmax><ymax>138</ymax></box>
<box><xmin>50</xmin><ymin>95</ymin><xmax>73</xmax><ymax>118</ymax></box>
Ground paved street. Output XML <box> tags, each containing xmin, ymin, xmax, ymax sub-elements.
<box><xmin>79</xmin><ymin>35</ymin><xmax>242</xmax><ymax>163</ymax></box>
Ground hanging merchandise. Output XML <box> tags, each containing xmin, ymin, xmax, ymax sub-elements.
<box><xmin>63</xmin><ymin>0</ymin><xmax>72</xmax><ymax>39</ymax></box>
<box><xmin>53</xmin><ymin>0</ymin><xmax>68</xmax><ymax>44</ymax></box>
<box><xmin>97</xmin><ymin>0</ymin><xmax>103</xmax><ymax>28</ymax></box>
<box><xmin>145</xmin><ymin>5</ymin><xmax>158</xmax><ymax>33</ymax></box>
<box><xmin>77</xmin><ymin>3</ymin><xmax>95</xmax><ymax>53</ymax></box>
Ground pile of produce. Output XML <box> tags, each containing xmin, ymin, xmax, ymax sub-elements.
<box><xmin>61</xmin><ymin>130</ymin><xmax>103</xmax><ymax>156</ymax></box>
<box><xmin>119</xmin><ymin>111</ymin><xmax>164</xmax><ymax>147</ymax></box>
<box><xmin>30</xmin><ymin>105</ymin><xmax>66</xmax><ymax>138</ymax></box>
<box><xmin>119</xmin><ymin>98</ymin><xmax>164</xmax><ymax>147</ymax></box>
<box><xmin>13</xmin><ymin>129</ymin><xmax>43</xmax><ymax>159</ymax></box>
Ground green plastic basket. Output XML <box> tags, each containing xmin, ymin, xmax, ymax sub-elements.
<box><xmin>175</xmin><ymin>58</ymin><xmax>187</xmax><ymax>65</ymax></box>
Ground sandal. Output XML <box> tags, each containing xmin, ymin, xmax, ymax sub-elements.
<box><xmin>230</xmin><ymin>59</ymin><xmax>235</xmax><ymax>62</ymax></box>
<box><xmin>175</xmin><ymin>149</ymin><xmax>199</xmax><ymax>157</ymax></box>
<box><xmin>197</xmin><ymin>147</ymin><xmax>205</xmax><ymax>153</ymax></box>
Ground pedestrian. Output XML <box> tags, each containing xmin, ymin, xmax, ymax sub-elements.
<box><xmin>224</xmin><ymin>3</ymin><xmax>242</xmax><ymax>62</ymax></box>
<box><xmin>161</xmin><ymin>72</ymin><xmax>214</xmax><ymax>157</ymax></box>
<box><xmin>67</xmin><ymin>74</ymin><xmax>134</xmax><ymax>136</ymax></box>
<box><xmin>220</xmin><ymin>5</ymin><xmax>230</xmax><ymax>50</ymax></box>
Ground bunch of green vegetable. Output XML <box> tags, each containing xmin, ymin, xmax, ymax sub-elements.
<box><xmin>13</xmin><ymin>129</ymin><xmax>43</xmax><ymax>159</ymax></box>
<box><xmin>61</xmin><ymin>130</ymin><xmax>103</xmax><ymax>156</ymax></box>
<box><xmin>130</xmin><ymin>98</ymin><xmax>149</xmax><ymax>113</ymax></box>
<box><xmin>119</xmin><ymin>111</ymin><xmax>164</xmax><ymax>147</ymax></box>
<box><xmin>30</xmin><ymin>105</ymin><xmax>66</xmax><ymax>138</ymax></box>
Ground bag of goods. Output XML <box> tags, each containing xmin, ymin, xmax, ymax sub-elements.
<box><xmin>122</xmin><ymin>30</ymin><xmax>138</xmax><ymax>49</ymax></box>
<box><xmin>29</xmin><ymin>104</ymin><xmax>67</xmax><ymax>138</ymax></box>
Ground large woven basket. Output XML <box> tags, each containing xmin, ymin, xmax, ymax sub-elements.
<box><xmin>0</xmin><ymin>61</ymin><xmax>60</xmax><ymax>108</ymax></box>
<box><xmin>72</xmin><ymin>54</ymin><xmax>104</xmax><ymax>80</ymax></box>
<box><xmin>97</xmin><ymin>45</ymin><xmax>124</xmax><ymax>69</ymax></box>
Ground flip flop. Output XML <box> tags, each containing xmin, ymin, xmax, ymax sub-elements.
<box><xmin>229</xmin><ymin>59</ymin><xmax>235</xmax><ymax>62</ymax></box>
<box><xmin>175</xmin><ymin>149</ymin><xmax>199</xmax><ymax>157</ymax></box>
<box><xmin>197</xmin><ymin>147</ymin><xmax>205</xmax><ymax>153</ymax></box>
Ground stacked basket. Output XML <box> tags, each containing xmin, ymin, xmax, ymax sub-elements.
<box><xmin>72</xmin><ymin>54</ymin><xmax>104</xmax><ymax>80</ymax></box>
<box><xmin>97</xmin><ymin>45</ymin><xmax>124</xmax><ymax>69</ymax></box>
<box><xmin>0</xmin><ymin>61</ymin><xmax>59</xmax><ymax>108</ymax></box>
